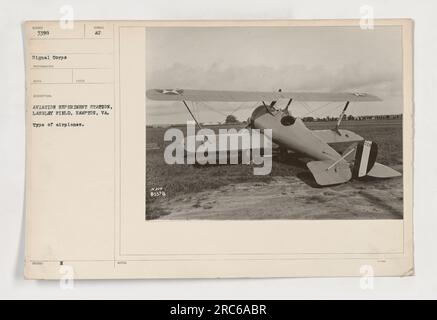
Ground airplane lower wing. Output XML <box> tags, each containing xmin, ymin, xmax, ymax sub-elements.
<box><xmin>311</xmin><ymin>129</ymin><xmax>363</xmax><ymax>144</ymax></box>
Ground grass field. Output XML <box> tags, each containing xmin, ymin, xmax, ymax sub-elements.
<box><xmin>146</xmin><ymin>119</ymin><xmax>403</xmax><ymax>220</ymax></box>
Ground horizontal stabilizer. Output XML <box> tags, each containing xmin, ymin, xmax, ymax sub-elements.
<box><xmin>307</xmin><ymin>160</ymin><xmax>352</xmax><ymax>186</ymax></box>
<box><xmin>312</xmin><ymin>129</ymin><xmax>363</xmax><ymax>144</ymax></box>
<box><xmin>367</xmin><ymin>162</ymin><xmax>402</xmax><ymax>178</ymax></box>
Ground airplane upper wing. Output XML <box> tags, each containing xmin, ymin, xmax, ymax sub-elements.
<box><xmin>146</xmin><ymin>89</ymin><xmax>381</xmax><ymax>102</ymax></box>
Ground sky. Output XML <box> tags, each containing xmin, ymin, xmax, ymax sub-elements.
<box><xmin>145</xmin><ymin>26</ymin><xmax>403</xmax><ymax>125</ymax></box>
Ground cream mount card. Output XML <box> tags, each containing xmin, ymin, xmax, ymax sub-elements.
<box><xmin>24</xmin><ymin>20</ymin><xmax>413</xmax><ymax>279</ymax></box>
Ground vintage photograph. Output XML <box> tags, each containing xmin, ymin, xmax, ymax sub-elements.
<box><xmin>145</xmin><ymin>26</ymin><xmax>403</xmax><ymax>220</ymax></box>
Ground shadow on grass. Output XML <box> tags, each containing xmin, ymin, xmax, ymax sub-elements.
<box><xmin>296</xmin><ymin>171</ymin><xmax>321</xmax><ymax>188</ymax></box>
<box><xmin>358</xmin><ymin>190</ymin><xmax>403</xmax><ymax>219</ymax></box>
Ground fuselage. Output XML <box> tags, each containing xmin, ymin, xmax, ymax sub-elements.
<box><xmin>250</xmin><ymin>105</ymin><xmax>342</xmax><ymax>161</ymax></box>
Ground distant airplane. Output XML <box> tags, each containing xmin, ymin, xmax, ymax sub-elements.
<box><xmin>146</xmin><ymin>88</ymin><xmax>401</xmax><ymax>186</ymax></box>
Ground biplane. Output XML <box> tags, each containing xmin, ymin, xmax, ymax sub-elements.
<box><xmin>146</xmin><ymin>88</ymin><xmax>401</xmax><ymax>186</ymax></box>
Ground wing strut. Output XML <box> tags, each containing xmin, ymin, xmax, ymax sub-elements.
<box><xmin>262</xmin><ymin>101</ymin><xmax>274</xmax><ymax>115</ymax></box>
<box><xmin>334</xmin><ymin>101</ymin><xmax>350</xmax><ymax>135</ymax></box>
<box><xmin>284</xmin><ymin>98</ymin><xmax>293</xmax><ymax>112</ymax></box>
<box><xmin>182</xmin><ymin>100</ymin><xmax>202</xmax><ymax>129</ymax></box>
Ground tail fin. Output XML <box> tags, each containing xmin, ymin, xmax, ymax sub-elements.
<box><xmin>352</xmin><ymin>140</ymin><xmax>378</xmax><ymax>178</ymax></box>
<box><xmin>307</xmin><ymin>160</ymin><xmax>352</xmax><ymax>186</ymax></box>
<box><xmin>351</xmin><ymin>140</ymin><xmax>401</xmax><ymax>178</ymax></box>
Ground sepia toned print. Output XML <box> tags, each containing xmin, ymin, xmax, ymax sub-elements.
<box><xmin>23</xmin><ymin>20</ymin><xmax>413</xmax><ymax>279</ymax></box>
<box><xmin>145</xmin><ymin>26</ymin><xmax>404</xmax><ymax>220</ymax></box>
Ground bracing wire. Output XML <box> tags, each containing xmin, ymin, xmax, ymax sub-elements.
<box><xmin>229</xmin><ymin>101</ymin><xmax>253</xmax><ymax>116</ymax></box>
<box><xmin>197</xmin><ymin>101</ymin><xmax>228</xmax><ymax>116</ymax></box>
<box><xmin>195</xmin><ymin>101</ymin><xmax>258</xmax><ymax>120</ymax></box>
<box><xmin>188</xmin><ymin>100</ymin><xmax>347</xmax><ymax>123</ymax></box>
<box><xmin>302</xmin><ymin>101</ymin><xmax>338</xmax><ymax>117</ymax></box>
<box><xmin>232</xmin><ymin>101</ymin><xmax>261</xmax><ymax>118</ymax></box>
<box><xmin>297</xmin><ymin>100</ymin><xmax>312</xmax><ymax>114</ymax></box>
